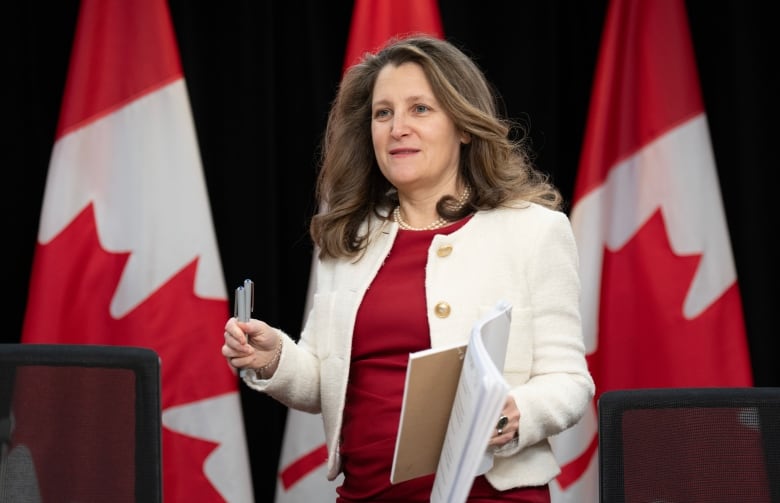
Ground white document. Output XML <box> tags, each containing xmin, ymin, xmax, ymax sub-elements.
<box><xmin>390</xmin><ymin>300</ymin><xmax>512</xmax><ymax>491</ymax></box>
<box><xmin>430</xmin><ymin>301</ymin><xmax>512</xmax><ymax>503</ymax></box>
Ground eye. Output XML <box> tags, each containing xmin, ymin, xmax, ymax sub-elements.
<box><xmin>413</xmin><ymin>104</ymin><xmax>430</xmax><ymax>114</ymax></box>
<box><xmin>373</xmin><ymin>108</ymin><xmax>391</xmax><ymax>120</ymax></box>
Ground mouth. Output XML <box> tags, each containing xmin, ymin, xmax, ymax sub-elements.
<box><xmin>389</xmin><ymin>148</ymin><xmax>420</xmax><ymax>155</ymax></box>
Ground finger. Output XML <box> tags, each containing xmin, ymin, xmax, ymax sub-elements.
<box><xmin>223</xmin><ymin>329</ymin><xmax>254</xmax><ymax>356</ymax></box>
<box><xmin>224</xmin><ymin>318</ymin><xmax>246</xmax><ymax>340</ymax></box>
<box><xmin>229</xmin><ymin>355</ymin><xmax>248</xmax><ymax>368</ymax></box>
<box><xmin>223</xmin><ymin>331</ymin><xmax>244</xmax><ymax>350</ymax></box>
<box><xmin>222</xmin><ymin>342</ymin><xmax>244</xmax><ymax>359</ymax></box>
<box><xmin>225</xmin><ymin>324</ymin><xmax>250</xmax><ymax>346</ymax></box>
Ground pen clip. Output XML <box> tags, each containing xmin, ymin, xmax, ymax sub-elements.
<box><xmin>244</xmin><ymin>279</ymin><xmax>254</xmax><ymax>318</ymax></box>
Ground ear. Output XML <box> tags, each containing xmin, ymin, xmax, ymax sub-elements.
<box><xmin>460</xmin><ymin>131</ymin><xmax>472</xmax><ymax>144</ymax></box>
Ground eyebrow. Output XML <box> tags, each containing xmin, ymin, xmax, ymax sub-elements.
<box><xmin>372</xmin><ymin>94</ymin><xmax>434</xmax><ymax>108</ymax></box>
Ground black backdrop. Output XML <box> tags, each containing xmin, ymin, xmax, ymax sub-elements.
<box><xmin>5</xmin><ymin>1</ymin><xmax>778</xmax><ymax>500</ymax></box>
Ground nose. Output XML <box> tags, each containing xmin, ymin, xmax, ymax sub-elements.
<box><xmin>391</xmin><ymin>113</ymin><xmax>410</xmax><ymax>138</ymax></box>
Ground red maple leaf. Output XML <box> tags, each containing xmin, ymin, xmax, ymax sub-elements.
<box><xmin>558</xmin><ymin>209</ymin><xmax>753</xmax><ymax>491</ymax></box>
<box><xmin>586</xmin><ymin>209</ymin><xmax>752</xmax><ymax>403</ymax></box>
<box><xmin>21</xmin><ymin>203</ymin><xmax>236</xmax><ymax>502</ymax></box>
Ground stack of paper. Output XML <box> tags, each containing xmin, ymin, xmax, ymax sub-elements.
<box><xmin>391</xmin><ymin>301</ymin><xmax>512</xmax><ymax>502</ymax></box>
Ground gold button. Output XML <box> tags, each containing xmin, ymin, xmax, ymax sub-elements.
<box><xmin>434</xmin><ymin>302</ymin><xmax>451</xmax><ymax>318</ymax></box>
<box><xmin>436</xmin><ymin>244</ymin><xmax>453</xmax><ymax>257</ymax></box>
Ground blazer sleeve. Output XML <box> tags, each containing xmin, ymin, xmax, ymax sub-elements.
<box><xmin>499</xmin><ymin>209</ymin><xmax>595</xmax><ymax>456</ymax></box>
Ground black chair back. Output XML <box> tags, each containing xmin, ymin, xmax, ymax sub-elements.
<box><xmin>0</xmin><ymin>344</ymin><xmax>162</xmax><ymax>503</ymax></box>
<box><xmin>598</xmin><ymin>387</ymin><xmax>780</xmax><ymax>503</ymax></box>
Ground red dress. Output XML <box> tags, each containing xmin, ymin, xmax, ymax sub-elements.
<box><xmin>337</xmin><ymin>219</ymin><xmax>550</xmax><ymax>503</ymax></box>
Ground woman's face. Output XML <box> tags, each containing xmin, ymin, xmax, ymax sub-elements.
<box><xmin>371</xmin><ymin>62</ymin><xmax>466</xmax><ymax>195</ymax></box>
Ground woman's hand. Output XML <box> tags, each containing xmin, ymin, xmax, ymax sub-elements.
<box><xmin>488</xmin><ymin>396</ymin><xmax>520</xmax><ymax>447</ymax></box>
<box><xmin>222</xmin><ymin>317</ymin><xmax>280</xmax><ymax>374</ymax></box>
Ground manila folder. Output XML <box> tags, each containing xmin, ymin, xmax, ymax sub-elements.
<box><xmin>390</xmin><ymin>343</ymin><xmax>466</xmax><ymax>484</ymax></box>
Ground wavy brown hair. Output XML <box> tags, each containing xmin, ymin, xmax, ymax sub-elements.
<box><xmin>311</xmin><ymin>35</ymin><xmax>562</xmax><ymax>260</ymax></box>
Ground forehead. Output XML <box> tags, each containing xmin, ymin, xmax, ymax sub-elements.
<box><xmin>372</xmin><ymin>62</ymin><xmax>434</xmax><ymax>101</ymax></box>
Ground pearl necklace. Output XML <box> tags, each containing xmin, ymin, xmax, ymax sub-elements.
<box><xmin>393</xmin><ymin>186</ymin><xmax>471</xmax><ymax>231</ymax></box>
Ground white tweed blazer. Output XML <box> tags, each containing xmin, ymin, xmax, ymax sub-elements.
<box><xmin>244</xmin><ymin>201</ymin><xmax>595</xmax><ymax>491</ymax></box>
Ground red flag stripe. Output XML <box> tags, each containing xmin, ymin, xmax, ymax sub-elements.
<box><xmin>55</xmin><ymin>0</ymin><xmax>182</xmax><ymax>139</ymax></box>
<box><xmin>555</xmin><ymin>432</ymin><xmax>598</xmax><ymax>490</ymax></box>
<box><xmin>342</xmin><ymin>0</ymin><xmax>443</xmax><ymax>72</ymax></box>
<box><xmin>573</xmin><ymin>0</ymin><xmax>702</xmax><ymax>201</ymax></box>
<box><xmin>279</xmin><ymin>443</ymin><xmax>329</xmax><ymax>489</ymax></box>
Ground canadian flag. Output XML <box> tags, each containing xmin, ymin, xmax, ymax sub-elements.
<box><xmin>551</xmin><ymin>1</ymin><xmax>753</xmax><ymax>501</ymax></box>
<box><xmin>20</xmin><ymin>0</ymin><xmax>254</xmax><ymax>502</ymax></box>
<box><xmin>274</xmin><ymin>1</ymin><xmax>443</xmax><ymax>501</ymax></box>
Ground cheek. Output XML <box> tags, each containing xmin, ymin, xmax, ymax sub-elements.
<box><xmin>371</xmin><ymin>121</ymin><xmax>387</xmax><ymax>147</ymax></box>
<box><xmin>371</xmin><ymin>126</ymin><xmax>386</xmax><ymax>159</ymax></box>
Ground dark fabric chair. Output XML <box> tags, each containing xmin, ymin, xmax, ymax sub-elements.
<box><xmin>598</xmin><ymin>387</ymin><xmax>780</xmax><ymax>503</ymax></box>
<box><xmin>0</xmin><ymin>344</ymin><xmax>161</xmax><ymax>503</ymax></box>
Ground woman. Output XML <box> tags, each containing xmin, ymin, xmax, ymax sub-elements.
<box><xmin>223</xmin><ymin>35</ymin><xmax>594</xmax><ymax>502</ymax></box>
